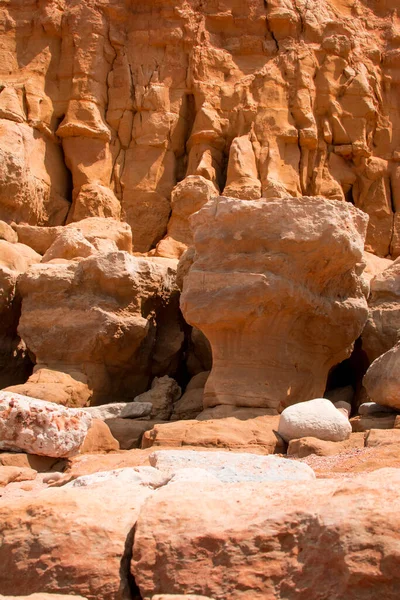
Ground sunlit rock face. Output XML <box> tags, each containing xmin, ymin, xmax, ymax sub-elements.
<box><xmin>0</xmin><ymin>0</ymin><xmax>398</xmax><ymax>256</ymax></box>
<box><xmin>181</xmin><ymin>196</ymin><xmax>369</xmax><ymax>411</ymax></box>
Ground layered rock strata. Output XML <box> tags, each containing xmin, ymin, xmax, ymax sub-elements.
<box><xmin>0</xmin><ymin>0</ymin><xmax>398</xmax><ymax>257</ymax></box>
<box><xmin>7</xmin><ymin>252</ymin><xmax>183</xmax><ymax>406</ymax></box>
<box><xmin>181</xmin><ymin>196</ymin><xmax>369</xmax><ymax>411</ymax></box>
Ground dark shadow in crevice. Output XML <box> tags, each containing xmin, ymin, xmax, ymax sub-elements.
<box><xmin>324</xmin><ymin>337</ymin><xmax>370</xmax><ymax>413</ymax></box>
<box><xmin>120</xmin><ymin>523</ymin><xmax>143</xmax><ymax>600</ymax></box>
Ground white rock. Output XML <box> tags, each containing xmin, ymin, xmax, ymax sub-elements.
<box><xmin>149</xmin><ymin>450</ymin><xmax>315</xmax><ymax>483</ymax></box>
<box><xmin>278</xmin><ymin>398</ymin><xmax>352</xmax><ymax>443</ymax></box>
<box><xmin>0</xmin><ymin>391</ymin><xmax>92</xmax><ymax>458</ymax></box>
<box><xmin>65</xmin><ymin>466</ymin><xmax>168</xmax><ymax>488</ymax></box>
<box><xmin>83</xmin><ymin>401</ymin><xmax>152</xmax><ymax>420</ymax></box>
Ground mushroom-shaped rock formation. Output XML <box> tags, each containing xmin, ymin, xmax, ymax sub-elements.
<box><xmin>181</xmin><ymin>196</ymin><xmax>369</xmax><ymax>411</ymax></box>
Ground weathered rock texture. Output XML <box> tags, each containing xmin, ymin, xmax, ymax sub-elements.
<box><xmin>362</xmin><ymin>257</ymin><xmax>400</xmax><ymax>362</ymax></box>
<box><xmin>0</xmin><ymin>0</ymin><xmax>398</xmax><ymax>257</ymax></box>
<box><xmin>6</xmin><ymin>252</ymin><xmax>183</xmax><ymax>406</ymax></box>
<box><xmin>142</xmin><ymin>415</ymin><xmax>285</xmax><ymax>454</ymax></box>
<box><xmin>0</xmin><ymin>474</ymin><xmax>160</xmax><ymax>599</ymax></box>
<box><xmin>181</xmin><ymin>196</ymin><xmax>368</xmax><ymax>410</ymax></box>
<box><xmin>149</xmin><ymin>450</ymin><xmax>315</xmax><ymax>483</ymax></box>
<box><xmin>132</xmin><ymin>469</ymin><xmax>400</xmax><ymax>600</ymax></box>
<box><xmin>0</xmin><ymin>237</ymin><xmax>40</xmax><ymax>388</ymax></box>
<box><xmin>363</xmin><ymin>341</ymin><xmax>400</xmax><ymax>410</ymax></box>
<box><xmin>0</xmin><ymin>391</ymin><xmax>92</xmax><ymax>458</ymax></box>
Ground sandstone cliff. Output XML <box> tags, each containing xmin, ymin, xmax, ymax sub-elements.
<box><xmin>0</xmin><ymin>0</ymin><xmax>399</xmax><ymax>257</ymax></box>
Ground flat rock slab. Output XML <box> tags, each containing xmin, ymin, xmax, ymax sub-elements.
<box><xmin>149</xmin><ymin>450</ymin><xmax>315</xmax><ymax>483</ymax></box>
<box><xmin>84</xmin><ymin>401</ymin><xmax>152</xmax><ymax>420</ymax></box>
<box><xmin>142</xmin><ymin>415</ymin><xmax>284</xmax><ymax>454</ymax></box>
<box><xmin>0</xmin><ymin>391</ymin><xmax>92</xmax><ymax>458</ymax></box>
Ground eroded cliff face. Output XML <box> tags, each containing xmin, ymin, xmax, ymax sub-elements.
<box><xmin>0</xmin><ymin>0</ymin><xmax>400</xmax><ymax>255</ymax></box>
<box><xmin>1</xmin><ymin>0</ymin><xmax>400</xmax><ymax>412</ymax></box>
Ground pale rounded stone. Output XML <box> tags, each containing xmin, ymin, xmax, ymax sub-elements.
<box><xmin>278</xmin><ymin>398</ymin><xmax>352</xmax><ymax>443</ymax></box>
<box><xmin>0</xmin><ymin>391</ymin><xmax>92</xmax><ymax>458</ymax></box>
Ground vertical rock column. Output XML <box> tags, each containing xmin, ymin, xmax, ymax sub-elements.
<box><xmin>181</xmin><ymin>196</ymin><xmax>369</xmax><ymax>411</ymax></box>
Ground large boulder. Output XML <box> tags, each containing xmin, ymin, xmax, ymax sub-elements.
<box><xmin>0</xmin><ymin>220</ymin><xmax>17</xmax><ymax>243</ymax></box>
<box><xmin>0</xmin><ymin>470</ymin><xmax>162</xmax><ymax>599</ymax></box>
<box><xmin>5</xmin><ymin>368</ymin><xmax>92</xmax><ymax>409</ymax></box>
<box><xmin>66</xmin><ymin>183</ymin><xmax>121</xmax><ymax>224</ymax></box>
<box><xmin>362</xmin><ymin>257</ymin><xmax>400</xmax><ymax>362</ymax></box>
<box><xmin>7</xmin><ymin>252</ymin><xmax>183</xmax><ymax>405</ymax></box>
<box><xmin>278</xmin><ymin>398</ymin><xmax>352</xmax><ymax>442</ymax></box>
<box><xmin>181</xmin><ymin>196</ymin><xmax>368</xmax><ymax>411</ymax></box>
<box><xmin>132</xmin><ymin>469</ymin><xmax>400</xmax><ymax>600</ymax></box>
<box><xmin>0</xmin><ymin>391</ymin><xmax>92</xmax><ymax>458</ymax></box>
<box><xmin>363</xmin><ymin>341</ymin><xmax>400</xmax><ymax>410</ymax></box>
